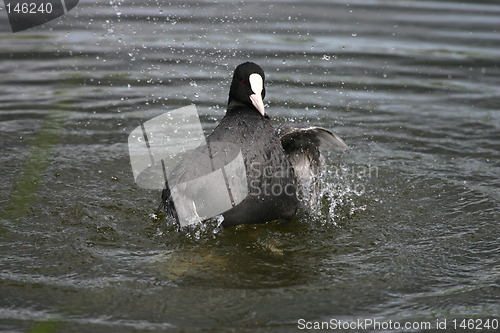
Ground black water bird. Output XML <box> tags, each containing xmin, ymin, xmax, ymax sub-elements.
<box><xmin>159</xmin><ymin>62</ymin><xmax>347</xmax><ymax>228</ymax></box>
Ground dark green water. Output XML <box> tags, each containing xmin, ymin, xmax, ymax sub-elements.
<box><xmin>0</xmin><ymin>1</ymin><xmax>498</xmax><ymax>332</ymax></box>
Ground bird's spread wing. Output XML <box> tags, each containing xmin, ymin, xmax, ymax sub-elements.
<box><xmin>277</xmin><ymin>123</ymin><xmax>348</xmax><ymax>151</ymax></box>
<box><xmin>277</xmin><ymin>123</ymin><xmax>348</xmax><ymax>208</ymax></box>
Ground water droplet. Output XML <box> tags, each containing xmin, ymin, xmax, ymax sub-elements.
<box><xmin>351</xmin><ymin>33</ymin><xmax>357</xmax><ymax>37</ymax></box>
<box><xmin>322</xmin><ymin>54</ymin><xmax>331</xmax><ymax>61</ymax></box>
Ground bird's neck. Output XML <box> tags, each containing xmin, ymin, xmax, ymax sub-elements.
<box><xmin>227</xmin><ymin>99</ymin><xmax>247</xmax><ymax>111</ymax></box>
<box><xmin>227</xmin><ymin>100</ymin><xmax>269</xmax><ymax>119</ymax></box>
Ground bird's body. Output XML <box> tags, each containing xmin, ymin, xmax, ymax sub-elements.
<box><xmin>159</xmin><ymin>62</ymin><xmax>347</xmax><ymax>228</ymax></box>
<box><xmin>204</xmin><ymin>104</ymin><xmax>299</xmax><ymax>226</ymax></box>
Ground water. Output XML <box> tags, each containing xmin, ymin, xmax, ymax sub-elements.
<box><xmin>1</xmin><ymin>0</ymin><xmax>499</xmax><ymax>332</ymax></box>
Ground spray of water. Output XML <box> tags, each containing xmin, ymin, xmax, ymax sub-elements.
<box><xmin>297</xmin><ymin>163</ymin><xmax>368</xmax><ymax>227</ymax></box>
<box><xmin>156</xmin><ymin>160</ymin><xmax>369</xmax><ymax>239</ymax></box>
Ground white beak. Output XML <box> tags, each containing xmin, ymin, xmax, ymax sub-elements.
<box><xmin>249</xmin><ymin>73</ymin><xmax>265</xmax><ymax>116</ymax></box>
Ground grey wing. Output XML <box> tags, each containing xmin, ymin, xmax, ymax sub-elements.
<box><xmin>277</xmin><ymin>123</ymin><xmax>347</xmax><ymax>151</ymax></box>
<box><xmin>277</xmin><ymin>123</ymin><xmax>348</xmax><ymax>208</ymax></box>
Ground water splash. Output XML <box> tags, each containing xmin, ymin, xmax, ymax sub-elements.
<box><xmin>298</xmin><ymin>163</ymin><xmax>369</xmax><ymax>226</ymax></box>
<box><xmin>157</xmin><ymin>162</ymin><xmax>370</xmax><ymax>237</ymax></box>
<box><xmin>159</xmin><ymin>214</ymin><xmax>224</xmax><ymax>241</ymax></box>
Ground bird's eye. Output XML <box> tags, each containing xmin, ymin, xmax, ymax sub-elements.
<box><xmin>241</xmin><ymin>80</ymin><xmax>246</xmax><ymax>85</ymax></box>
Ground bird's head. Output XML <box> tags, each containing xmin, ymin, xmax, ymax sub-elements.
<box><xmin>228</xmin><ymin>62</ymin><xmax>266</xmax><ymax>117</ymax></box>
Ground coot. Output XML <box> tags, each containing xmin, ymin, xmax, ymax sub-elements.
<box><xmin>159</xmin><ymin>62</ymin><xmax>347</xmax><ymax>228</ymax></box>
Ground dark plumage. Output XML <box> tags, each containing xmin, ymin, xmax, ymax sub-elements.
<box><xmin>159</xmin><ymin>62</ymin><xmax>347</xmax><ymax>228</ymax></box>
